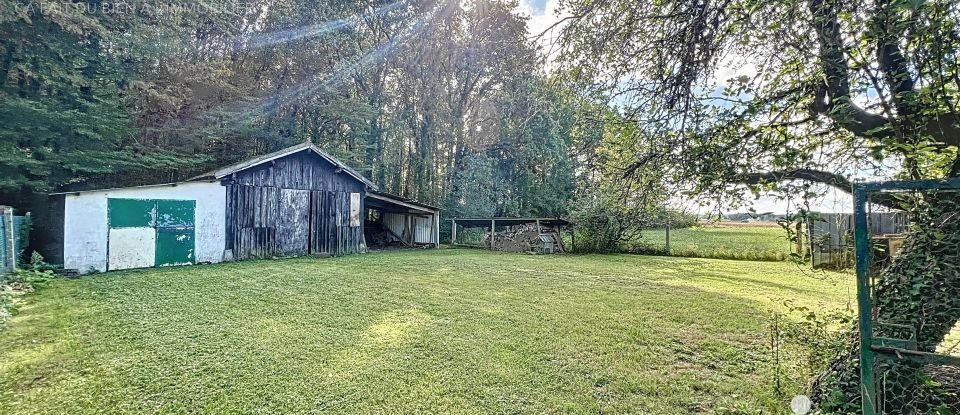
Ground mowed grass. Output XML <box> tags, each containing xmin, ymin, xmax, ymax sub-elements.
<box><xmin>629</xmin><ymin>224</ymin><xmax>794</xmax><ymax>261</ymax></box>
<box><xmin>0</xmin><ymin>250</ymin><xmax>851</xmax><ymax>414</ymax></box>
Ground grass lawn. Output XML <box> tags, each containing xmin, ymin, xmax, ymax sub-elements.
<box><xmin>629</xmin><ymin>224</ymin><xmax>794</xmax><ymax>261</ymax></box>
<box><xmin>0</xmin><ymin>249</ymin><xmax>852</xmax><ymax>414</ymax></box>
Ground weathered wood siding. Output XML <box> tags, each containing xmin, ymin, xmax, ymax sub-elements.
<box><xmin>227</xmin><ymin>151</ymin><xmax>365</xmax><ymax>193</ymax></box>
<box><xmin>224</xmin><ymin>151</ymin><xmax>367</xmax><ymax>259</ymax></box>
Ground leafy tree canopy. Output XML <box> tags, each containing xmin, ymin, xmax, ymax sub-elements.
<box><xmin>557</xmin><ymin>0</ymin><xmax>960</xmax><ymax>209</ymax></box>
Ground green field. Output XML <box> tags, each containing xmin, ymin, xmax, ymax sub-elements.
<box><xmin>628</xmin><ymin>225</ymin><xmax>794</xmax><ymax>261</ymax></box>
<box><xmin>0</xmin><ymin>250</ymin><xmax>851</xmax><ymax>414</ymax></box>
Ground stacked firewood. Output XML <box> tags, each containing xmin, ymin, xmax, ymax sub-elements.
<box><xmin>489</xmin><ymin>224</ymin><xmax>562</xmax><ymax>253</ymax></box>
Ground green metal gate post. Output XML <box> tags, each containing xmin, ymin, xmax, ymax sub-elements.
<box><xmin>853</xmin><ymin>185</ymin><xmax>876</xmax><ymax>415</ymax></box>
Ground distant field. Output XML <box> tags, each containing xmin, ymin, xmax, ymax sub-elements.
<box><xmin>628</xmin><ymin>223</ymin><xmax>794</xmax><ymax>261</ymax></box>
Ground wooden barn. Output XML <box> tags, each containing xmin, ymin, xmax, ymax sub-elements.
<box><xmin>49</xmin><ymin>143</ymin><xmax>439</xmax><ymax>273</ymax></box>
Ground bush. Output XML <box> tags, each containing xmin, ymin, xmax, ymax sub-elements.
<box><xmin>769</xmin><ymin>302</ymin><xmax>854</xmax><ymax>400</ymax></box>
<box><xmin>0</xmin><ymin>252</ymin><xmax>55</xmax><ymax>329</ymax></box>
<box><xmin>570</xmin><ymin>198</ymin><xmax>646</xmax><ymax>252</ymax></box>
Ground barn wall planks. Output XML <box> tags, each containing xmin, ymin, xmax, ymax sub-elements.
<box><xmin>224</xmin><ymin>149</ymin><xmax>367</xmax><ymax>259</ymax></box>
<box><xmin>227</xmin><ymin>151</ymin><xmax>365</xmax><ymax>194</ymax></box>
<box><xmin>223</xmin><ymin>151</ymin><xmax>367</xmax><ymax>259</ymax></box>
<box><xmin>226</xmin><ymin>185</ymin><xmax>364</xmax><ymax>259</ymax></box>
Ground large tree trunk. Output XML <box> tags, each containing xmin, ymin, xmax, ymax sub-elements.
<box><xmin>812</xmin><ymin>195</ymin><xmax>960</xmax><ymax>413</ymax></box>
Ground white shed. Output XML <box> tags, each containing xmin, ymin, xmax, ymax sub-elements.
<box><xmin>53</xmin><ymin>181</ymin><xmax>226</xmax><ymax>273</ymax></box>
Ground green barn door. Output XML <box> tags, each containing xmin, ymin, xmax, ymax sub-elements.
<box><xmin>155</xmin><ymin>200</ymin><xmax>196</xmax><ymax>267</ymax></box>
<box><xmin>107</xmin><ymin>198</ymin><xmax>196</xmax><ymax>270</ymax></box>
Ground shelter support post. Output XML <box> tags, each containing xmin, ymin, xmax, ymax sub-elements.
<box><xmin>407</xmin><ymin>214</ymin><xmax>413</xmax><ymax>245</ymax></box>
<box><xmin>490</xmin><ymin>219</ymin><xmax>495</xmax><ymax>250</ymax></box>
<box><xmin>451</xmin><ymin>219</ymin><xmax>457</xmax><ymax>245</ymax></box>
<box><xmin>665</xmin><ymin>211</ymin><xmax>671</xmax><ymax>255</ymax></box>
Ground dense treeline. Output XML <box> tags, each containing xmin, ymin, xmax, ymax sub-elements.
<box><xmin>0</xmin><ymin>0</ymin><xmax>609</xmax><ymax>230</ymax></box>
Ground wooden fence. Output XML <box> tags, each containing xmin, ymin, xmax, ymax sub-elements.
<box><xmin>808</xmin><ymin>212</ymin><xmax>907</xmax><ymax>269</ymax></box>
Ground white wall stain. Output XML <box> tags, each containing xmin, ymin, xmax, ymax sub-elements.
<box><xmin>63</xmin><ymin>182</ymin><xmax>226</xmax><ymax>273</ymax></box>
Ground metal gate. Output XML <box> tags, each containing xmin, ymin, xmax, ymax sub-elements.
<box><xmin>853</xmin><ymin>178</ymin><xmax>960</xmax><ymax>415</ymax></box>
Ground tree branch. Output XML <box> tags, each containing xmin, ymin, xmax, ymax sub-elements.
<box><xmin>874</xmin><ymin>0</ymin><xmax>916</xmax><ymax>115</ymax></box>
<box><xmin>807</xmin><ymin>0</ymin><xmax>960</xmax><ymax>148</ymax></box>
<box><xmin>808</xmin><ymin>0</ymin><xmax>896</xmax><ymax>141</ymax></box>
<box><xmin>735</xmin><ymin>168</ymin><xmax>902</xmax><ymax>210</ymax></box>
<box><xmin>738</xmin><ymin>168</ymin><xmax>852</xmax><ymax>188</ymax></box>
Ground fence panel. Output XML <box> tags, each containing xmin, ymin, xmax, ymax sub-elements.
<box><xmin>809</xmin><ymin>212</ymin><xmax>907</xmax><ymax>269</ymax></box>
<box><xmin>0</xmin><ymin>208</ymin><xmax>30</xmax><ymax>275</ymax></box>
<box><xmin>0</xmin><ymin>213</ymin><xmax>7</xmax><ymax>275</ymax></box>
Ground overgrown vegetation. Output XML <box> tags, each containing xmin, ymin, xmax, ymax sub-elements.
<box><xmin>0</xmin><ymin>253</ymin><xmax>55</xmax><ymax>329</ymax></box>
<box><xmin>769</xmin><ymin>302</ymin><xmax>855</xmax><ymax>401</ymax></box>
<box><xmin>810</xmin><ymin>196</ymin><xmax>960</xmax><ymax>412</ymax></box>
<box><xmin>0</xmin><ymin>250</ymin><xmax>852</xmax><ymax>414</ymax></box>
<box><xmin>556</xmin><ymin>0</ymin><xmax>960</xmax><ymax>410</ymax></box>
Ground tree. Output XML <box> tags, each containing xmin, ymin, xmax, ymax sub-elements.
<box><xmin>445</xmin><ymin>153</ymin><xmax>510</xmax><ymax>217</ymax></box>
<box><xmin>2</xmin><ymin>0</ymin><xmax>585</xmax><ymax>256</ymax></box>
<box><xmin>568</xmin><ymin>106</ymin><xmax>669</xmax><ymax>252</ymax></box>
<box><xmin>557</xmin><ymin>0</ymin><xmax>960</xmax><ymax>410</ymax></box>
<box><xmin>0</xmin><ymin>6</ymin><xmax>133</xmax><ymax>194</ymax></box>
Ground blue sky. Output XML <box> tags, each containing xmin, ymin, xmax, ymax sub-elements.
<box><xmin>525</xmin><ymin>0</ymin><xmax>548</xmax><ymax>14</ymax></box>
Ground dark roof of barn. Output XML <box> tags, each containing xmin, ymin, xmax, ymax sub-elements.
<box><xmin>187</xmin><ymin>142</ymin><xmax>378</xmax><ymax>190</ymax></box>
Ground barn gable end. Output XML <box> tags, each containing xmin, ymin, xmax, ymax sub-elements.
<box><xmin>219</xmin><ymin>146</ymin><xmax>371</xmax><ymax>260</ymax></box>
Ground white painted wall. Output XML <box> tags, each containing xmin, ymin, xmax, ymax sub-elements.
<box><xmin>63</xmin><ymin>182</ymin><xmax>226</xmax><ymax>273</ymax></box>
<box><xmin>383</xmin><ymin>212</ymin><xmax>437</xmax><ymax>244</ymax></box>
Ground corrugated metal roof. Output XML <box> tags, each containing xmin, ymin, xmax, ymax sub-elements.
<box><xmin>368</xmin><ymin>190</ymin><xmax>439</xmax><ymax>211</ymax></box>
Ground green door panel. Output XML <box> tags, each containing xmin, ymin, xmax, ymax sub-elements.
<box><xmin>155</xmin><ymin>228</ymin><xmax>195</xmax><ymax>266</ymax></box>
<box><xmin>108</xmin><ymin>199</ymin><xmax>155</xmax><ymax>228</ymax></box>
<box><xmin>107</xmin><ymin>198</ymin><xmax>196</xmax><ymax>268</ymax></box>
<box><xmin>156</xmin><ymin>200</ymin><xmax>195</xmax><ymax>227</ymax></box>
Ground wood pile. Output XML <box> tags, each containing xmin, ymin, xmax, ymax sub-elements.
<box><xmin>488</xmin><ymin>224</ymin><xmax>563</xmax><ymax>253</ymax></box>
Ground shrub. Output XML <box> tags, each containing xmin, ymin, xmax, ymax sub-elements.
<box><xmin>0</xmin><ymin>251</ymin><xmax>55</xmax><ymax>329</ymax></box>
<box><xmin>769</xmin><ymin>302</ymin><xmax>854</xmax><ymax>400</ymax></box>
